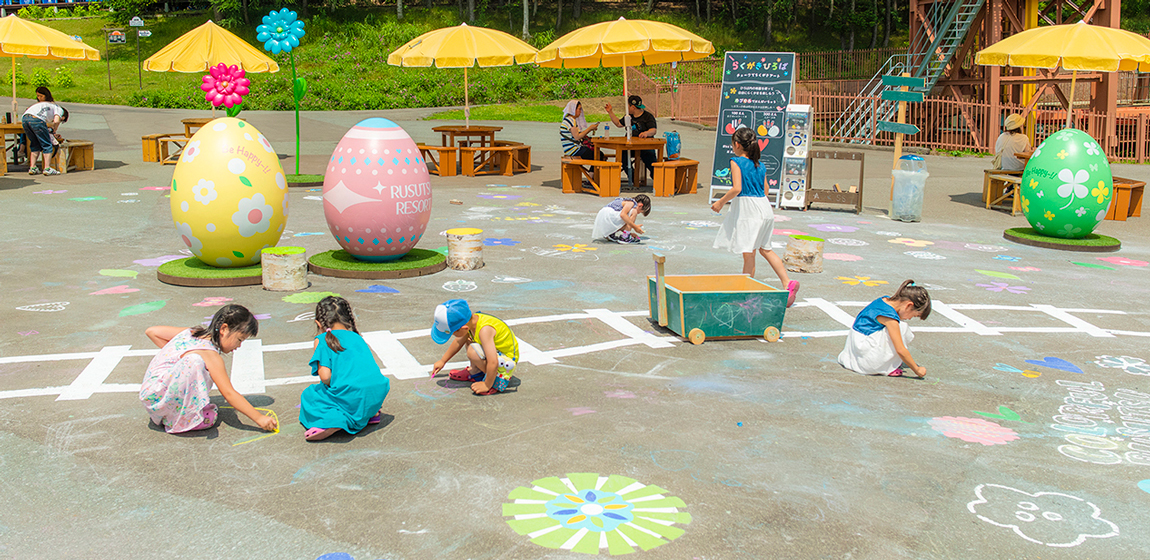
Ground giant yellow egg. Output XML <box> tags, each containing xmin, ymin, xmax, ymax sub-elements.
<box><xmin>169</xmin><ymin>118</ymin><xmax>288</xmax><ymax>267</ymax></box>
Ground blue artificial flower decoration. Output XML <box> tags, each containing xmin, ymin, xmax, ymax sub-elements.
<box><xmin>256</xmin><ymin>8</ymin><xmax>306</xmax><ymax>55</ymax></box>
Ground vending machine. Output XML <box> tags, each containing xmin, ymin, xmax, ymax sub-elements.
<box><xmin>778</xmin><ymin>104</ymin><xmax>812</xmax><ymax>210</ymax></box>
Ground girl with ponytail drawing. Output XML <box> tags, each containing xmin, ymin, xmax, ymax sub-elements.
<box><xmin>711</xmin><ymin>126</ymin><xmax>800</xmax><ymax>307</ymax></box>
<box><xmin>838</xmin><ymin>280</ymin><xmax>932</xmax><ymax>378</ymax></box>
<box><xmin>300</xmin><ymin>296</ymin><xmax>390</xmax><ymax>441</ymax></box>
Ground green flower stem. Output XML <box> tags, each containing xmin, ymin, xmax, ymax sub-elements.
<box><xmin>290</xmin><ymin>49</ymin><xmax>300</xmax><ymax>176</ymax></box>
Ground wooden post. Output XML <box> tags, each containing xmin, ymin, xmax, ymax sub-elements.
<box><xmin>653</xmin><ymin>253</ymin><xmax>667</xmax><ymax>327</ymax></box>
<box><xmin>890</xmin><ymin>72</ymin><xmax>910</xmax><ymax>201</ymax></box>
<box><xmin>446</xmin><ymin>228</ymin><xmax>484</xmax><ymax>270</ymax></box>
<box><xmin>261</xmin><ymin>247</ymin><xmax>308</xmax><ymax>291</ymax></box>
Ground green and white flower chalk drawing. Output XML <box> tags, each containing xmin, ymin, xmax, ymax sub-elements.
<box><xmin>967</xmin><ymin>484</ymin><xmax>1118</xmax><ymax>547</ymax></box>
<box><xmin>503</xmin><ymin>473</ymin><xmax>691</xmax><ymax>555</ymax></box>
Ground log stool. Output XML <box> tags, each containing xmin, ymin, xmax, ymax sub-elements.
<box><xmin>261</xmin><ymin>247</ymin><xmax>309</xmax><ymax>291</ymax></box>
<box><xmin>446</xmin><ymin>228</ymin><xmax>484</xmax><ymax>271</ymax></box>
<box><xmin>784</xmin><ymin>235</ymin><xmax>825</xmax><ymax>273</ymax></box>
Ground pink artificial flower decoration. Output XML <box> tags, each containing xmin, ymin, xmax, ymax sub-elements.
<box><xmin>200</xmin><ymin>63</ymin><xmax>250</xmax><ymax>108</ymax></box>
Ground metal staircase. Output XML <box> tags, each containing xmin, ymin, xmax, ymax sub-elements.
<box><xmin>831</xmin><ymin>0</ymin><xmax>985</xmax><ymax>142</ymax></box>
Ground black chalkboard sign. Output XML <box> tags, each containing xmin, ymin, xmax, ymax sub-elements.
<box><xmin>709</xmin><ymin>52</ymin><xmax>796</xmax><ymax>194</ymax></box>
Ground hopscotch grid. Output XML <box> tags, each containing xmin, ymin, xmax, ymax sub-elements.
<box><xmin>2</xmin><ymin>305</ymin><xmax>1146</xmax><ymax>401</ymax></box>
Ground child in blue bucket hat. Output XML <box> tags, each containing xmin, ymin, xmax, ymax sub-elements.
<box><xmin>430</xmin><ymin>299</ymin><xmax>519</xmax><ymax>395</ymax></box>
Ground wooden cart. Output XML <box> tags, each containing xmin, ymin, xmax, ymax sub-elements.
<box><xmin>648</xmin><ymin>255</ymin><xmax>787</xmax><ymax>345</ymax></box>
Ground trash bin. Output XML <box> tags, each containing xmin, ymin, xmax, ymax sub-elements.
<box><xmin>891</xmin><ymin>154</ymin><xmax>928</xmax><ymax>222</ymax></box>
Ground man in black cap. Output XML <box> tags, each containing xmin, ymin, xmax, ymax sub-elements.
<box><xmin>604</xmin><ymin>95</ymin><xmax>658</xmax><ymax>187</ymax></box>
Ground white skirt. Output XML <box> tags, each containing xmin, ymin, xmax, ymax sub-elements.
<box><xmin>838</xmin><ymin>321</ymin><xmax>914</xmax><ymax>375</ymax></box>
<box><xmin>592</xmin><ymin>206</ymin><xmax>626</xmax><ymax>240</ymax></box>
<box><xmin>713</xmin><ymin>196</ymin><xmax>775</xmax><ymax>253</ymax></box>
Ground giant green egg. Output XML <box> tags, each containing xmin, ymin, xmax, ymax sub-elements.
<box><xmin>1020</xmin><ymin>128</ymin><xmax>1112</xmax><ymax>239</ymax></box>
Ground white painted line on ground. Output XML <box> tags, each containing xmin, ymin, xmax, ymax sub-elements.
<box><xmin>803</xmin><ymin>298</ymin><xmax>856</xmax><ymax>327</ymax></box>
<box><xmin>932</xmin><ymin>301</ymin><xmax>1001</xmax><ymax>336</ymax></box>
<box><xmin>362</xmin><ymin>330</ymin><xmax>425</xmax><ymax>379</ymax></box>
<box><xmin>517</xmin><ymin>339</ymin><xmax>559</xmax><ymax>366</ymax></box>
<box><xmin>1031</xmin><ymin>304</ymin><xmax>1115</xmax><ymax>338</ymax></box>
<box><xmin>229</xmin><ymin>339</ymin><xmax>266</xmax><ymax>394</ymax></box>
<box><xmin>585</xmin><ymin>308</ymin><xmax>674</xmax><ymax>348</ymax></box>
<box><xmin>55</xmin><ymin>345</ymin><xmax>131</xmax><ymax>401</ymax></box>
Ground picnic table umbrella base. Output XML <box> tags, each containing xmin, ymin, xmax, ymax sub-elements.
<box><xmin>1002</xmin><ymin>228</ymin><xmax>1121</xmax><ymax>253</ymax></box>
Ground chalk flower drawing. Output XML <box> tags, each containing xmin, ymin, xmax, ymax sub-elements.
<box><xmin>966</xmin><ymin>484</ymin><xmax>1119</xmax><ymax>547</ymax></box>
<box><xmin>809</xmin><ymin>223</ymin><xmax>858</xmax><ymax>233</ymax></box>
<box><xmin>823</xmin><ymin>253</ymin><xmax>863</xmax><ymax>262</ymax></box>
<box><xmin>1097</xmin><ymin>256</ymin><xmax>1148</xmax><ymax>267</ymax></box>
<box><xmin>976</xmin><ymin>282</ymin><xmax>1031</xmax><ymax>295</ymax></box>
<box><xmin>1092</xmin><ymin>355</ymin><xmax>1150</xmax><ymax>376</ymax></box>
<box><xmin>827</xmin><ymin>238</ymin><xmax>868</xmax><ymax>247</ymax></box>
<box><xmin>553</xmin><ymin>244</ymin><xmax>596</xmax><ymax>253</ymax></box>
<box><xmin>929</xmin><ymin>417</ymin><xmax>1019</xmax><ymax>445</ymax></box>
<box><xmin>889</xmin><ymin>237</ymin><xmax>934</xmax><ymax>247</ymax></box>
<box><xmin>904</xmin><ymin>251</ymin><xmax>945</xmax><ymax>260</ymax></box>
<box><xmin>440</xmin><ymin>280</ymin><xmax>477</xmax><ymax>292</ymax></box>
<box><xmin>503</xmin><ymin>473</ymin><xmax>690</xmax><ymax>555</ymax></box>
<box><xmin>837</xmin><ymin>276</ymin><xmax>888</xmax><ymax>287</ymax></box>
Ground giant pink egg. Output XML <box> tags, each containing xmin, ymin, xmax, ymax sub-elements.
<box><xmin>322</xmin><ymin>118</ymin><xmax>432</xmax><ymax>261</ymax></box>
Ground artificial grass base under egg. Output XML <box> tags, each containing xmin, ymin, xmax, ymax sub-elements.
<box><xmin>308</xmin><ymin>248</ymin><xmax>447</xmax><ymax>279</ymax></box>
<box><xmin>157</xmin><ymin>257</ymin><xmax>264</xmax><ymax>287</ymax></box>
<box><xmin>286</xmin><ymin>174</ymin><xmax>325</xmax><ymax>187</ymax></box>
<box><xmin>1003</xmin><ymin>227</ymin><xmax>1121</xmax><ymax>253</ymax></box>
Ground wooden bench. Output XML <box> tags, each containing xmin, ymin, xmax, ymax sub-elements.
<box><xmin>494</xmin><ymin>140</ymin><xmax>531</xmax><ymax>174</ymax></box>
<box><xmin>50</xmin><ymin>140</ymin><xmax>95</xmax><ymax>174</ymax></box>
<box><xmin>1107</xmin><ymin>177</ymin><xmax>1146</xmax><ymax>221</ymax></box>
<box><xmin>142</xmin><ymin>133</ymin><xmax>183</xmax><ymax>163</ymax></box>
<box><xmin>651</xmin><ymin>158</ymin><xmax>699</xmax><ymax>197</ymax></box>
<box><xmin>986</xmin><ymin>172</ymin><xmax>1023</xmax><ymax>215</ymax></box>
<box><xmin>460</xmin><ymin>145</ymin><xmax>526</xmax><ymax>177</ymax></box>
<box><xmin>159</xmin><ymin>136</ymin><xmax>194</xmax><ymax>165</ymax></box>
<box><xmin>804</xmin><ymin>150</ymin><xmax>866</xmax><ymax>214</ymax></box>
<box><xmin>561</xmin><ymin>157</ymin><xmax>621</xmax><ymax>197</ymax></box>
<box><xmin>416</xmin><ymin>144</ymin><xmax>459</xmax><ymax>177</ymax></box>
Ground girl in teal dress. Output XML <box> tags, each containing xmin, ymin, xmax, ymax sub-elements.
<box><xmin>301</xmin><ymin>296</ymin><xmax>390</xmax><ymax>441</ymax></box>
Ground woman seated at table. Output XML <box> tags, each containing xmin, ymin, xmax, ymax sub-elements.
<box><xmin>560</xmin><ymin>100</ymin><xmax>599</xmax><ymax>159</ymax></box>
<box><xmin>605</xmin><ymin>95</ymin><xmax>658</xmax><ymax>186</ymax></box>
<box><xmin>994</xmin><ymin>113</ymin><xmax>1032</xmax><ymax>172</ymax></box>
<box><xmin>21</xmin><ymin>86</ymin><xmax>68</xmax><ymax>176</ymax></box>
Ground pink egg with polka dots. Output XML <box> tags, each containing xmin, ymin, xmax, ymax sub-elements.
<box><xmin>322</xmin><ymin>118</ymin><xmax>432</xmax><ymax>261</ymax></box>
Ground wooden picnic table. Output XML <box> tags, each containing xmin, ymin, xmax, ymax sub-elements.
<box><xmin>182</xmin><ymin>117</ymin><xmax>214</xmax><ymax>138</ymax></box>
<box><xmin>0</xmin><ymin>122</ymin><xmax>24</xmax><ymax>174</ymax></box>
<box><xmin>431</xmin><ymin>125</ymin><xmax>502</xmax><ymax>148</ymax></box>
<box><xmin>590</xmin><ymin>136</ymin><xmax>666</xmax><ymax>189</ymax></box>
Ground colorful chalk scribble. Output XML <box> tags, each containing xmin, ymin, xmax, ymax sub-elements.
<box><xmin>1093</xmin><ymin>355</ymin><xmax>1150</xmax><ymax>375</ymax></box>
<box><xmin>503</xmin><ymin>473</ymin><xmax>690</xmax><ymax>555</ymax></box>
<box><xmin>967</xmin><ymin>484</ymin><xmax>1119</xmax><ymax>547</ymax></box>
<box><xmin>928</xmin><ymin>416</ymin><xmax>1019</xmax><ymax>445</ymax></box>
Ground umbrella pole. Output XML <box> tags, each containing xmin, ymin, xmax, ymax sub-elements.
<box><xmin>1065</xmin><ymin>70</ymin><xmax>1077</xmax><ymax>129</ymax></box>
<box><xmin>464</xmin><ymin>66</ymin><xmax>470</xmax><ymax>128</ymax></box>
<box><xmin>11</xmin><ymin>56</ymin><xmax>16</xmax><ymax>120</ymax></box>
<box><xmin>623</xmin><ymin>65</ymin><xmax>631</xmax><ymax>139</ymax></box>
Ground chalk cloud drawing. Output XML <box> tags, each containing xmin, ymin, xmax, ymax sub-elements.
<box><xmin>966</xmin><ymin>484</ymin><xmax>1119</xmax><ymax>547</ymax></box>
<box><xmin>442</xmin><ymin>280</ymin><xmax>477</xmax><ymax>292</ymax></box>
<box><xmin>503</xmin><ymin>472</ymin><xmax>690</xmax><ymax>555</ymax></box>
<box><xmin>827</xmin><ymin>238</ymin><xmax>868</xmax><ymax>247</ymax></box>
<box><xmin>16</xmin><ymin>302</ymin><xmax>69</xmax><ymax>312</ymax></box>
<box><xmin>929</xmin><ymin>416</ymin><xmax>1020</xmax><ymax>445</ymax></box>
<box><xmin>1093</xmin><ymin>355</ymin><xmax>1150</xmax><ymax>375</ymax></box>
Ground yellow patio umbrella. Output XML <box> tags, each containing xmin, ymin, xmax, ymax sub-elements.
<box><xmin>143</xmin><ymin>20</ymin><xmax>279</xmax><ymax>73</ymax></box>
<box><xmin>387</xmin><ymin>23</ymin><xmax>537</xmax><ymax>126</ymax></box>
<box><xmin>535</xmin><ymin>17</ymin><xmax>714</xmax><ymax>136</ymax></box>
<box><xmin>0</xmin><ymin>14</ymin><xmax>100</xmax><ymax>117</ymax></box>
<box><xmin>976</xmin><ymin>21</ymin><xmax>1150</xmax><ymax>127</ymax></box>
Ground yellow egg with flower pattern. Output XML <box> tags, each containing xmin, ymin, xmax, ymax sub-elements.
<box><xmin>169</xmin><ymin>118</ymin><xmax>288</xmax><ymax>267</ymax></box>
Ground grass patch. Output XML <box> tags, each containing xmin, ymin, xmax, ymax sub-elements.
<box><xmin>1004</xmin><ymin>227</ymin><xmax>1121</xmax><ymax>247</ymax></box>
<box><xmin>287</xmin><ymin>173</ymin><xmax>325</xmax><ymax>183</ymax></box>
<box><xmin>262</xmin><ymin>246</ymin><xmax>306</xmax><ymax>255</ymax></box>
<box><xmin>157</xmin><ymin>257</ymin><xmax>262</xmax><ymax>278</ymax></box>
<box><xmin>309</xmin><ymin>248</ymin><xmax>445</xmax><ymax>271</ymax></box>
<box><xmin>428</xmin><ymin>103</ymin><xmax>609</xmax><ymax>123</ymax></box>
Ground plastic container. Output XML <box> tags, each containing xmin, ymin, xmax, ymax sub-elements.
<box><xmin>891</xmin><ymin>155</ymin><xmax>928</xmax><ymax>222</ymax></box>
<box><xmin>603</xmin><ymin>124</ymin><xmax>610</xmax><ymax>138</ymax></box>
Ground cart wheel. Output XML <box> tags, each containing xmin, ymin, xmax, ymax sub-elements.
<box><xmin>764</xmin><ymin>326</ymin><xmax>781</xmax><ymax>342</ymax></box>
<box><xmin>688</xmin><ymin>328</ymin><xmax>706</xmax><ymax>345</ymax></box>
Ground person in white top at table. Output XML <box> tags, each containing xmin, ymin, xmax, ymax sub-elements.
<box><xmin>994</xmin><ymin>113</ymin><xmax>1032</xmax><ymax>172</ymax></box>
<box><xmin>21</xmin><ymin>86</ymin><xmax>69</xmax><ymax>176</ymax></box>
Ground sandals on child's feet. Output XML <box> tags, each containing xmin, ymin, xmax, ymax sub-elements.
<box><xmin>304</xmin><ymin>427</ymin><xmax>339</xmax><ymax>441</ymax></box>
<box><xmin>368</xmin><ymin>414</ymin><xmax>382</xmax><ymax>425</ymax></box>
<box><xmin>474</xmin><ymin>387</ymin><xmax>499</xmax><ymax>396</ymax></box>
<box><xmin>786</xmin><ymin>281</ymin><xmax>800</xmax><ymax>308</ymax></box>
<box><xmin>888</xmin><ymin>368</ymin><xmax>905</xmax><ymax>377</ymax></box>
<box><xmin>447</xmin><ymin>367</ymin><xmax>473</xmax><ymax>381</ymax></box>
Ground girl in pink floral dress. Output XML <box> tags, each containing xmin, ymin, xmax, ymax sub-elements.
<box><xmin>140</xmin><ymin>304</ymin><xmax>277</xmax><ymax>434</ymax></box>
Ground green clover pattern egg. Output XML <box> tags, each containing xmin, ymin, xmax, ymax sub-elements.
<box><xmin>1020</xmin><ymin>128</ymin><xmax>1112</xmax><ymax>239</ymax></box>
<box><xmin>170</xmin><ymin>118</ymin><xmax>288</xmax><ymax>267</ymax></box>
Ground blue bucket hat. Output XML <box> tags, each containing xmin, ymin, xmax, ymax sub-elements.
<box><xmin>431</xmin><ymin>299</ymin><xmax>471</xmax><ymax>344</ymax></box>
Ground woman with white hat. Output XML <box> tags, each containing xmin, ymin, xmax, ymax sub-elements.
<box><xmin>994</xmin><ymin>114</ymin><xmax>1032</xmax><ymax>172</ymax></box>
